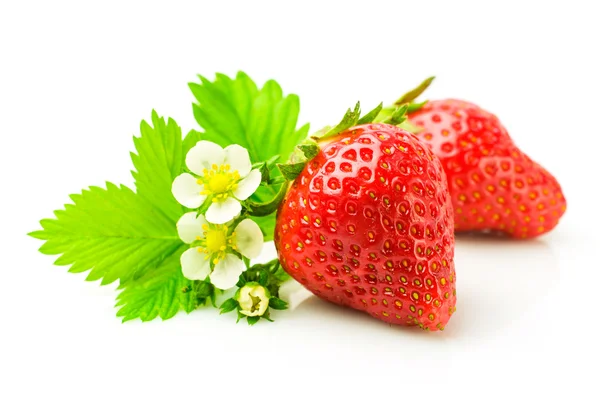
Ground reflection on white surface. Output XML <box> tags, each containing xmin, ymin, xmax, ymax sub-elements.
<box><xmin>444</xmin><ymin>234</ymin><xmax>559</xmax><ymax>339</ymax></box>
<box><xmin>278</xmin><ymin>280</ymin><xmax>314</xmax><ymax>311</ymax></box>
<box><xmin>261</xmin><ymin>235</ymin><xmax>559</xmax><ymax>340</ymax></box>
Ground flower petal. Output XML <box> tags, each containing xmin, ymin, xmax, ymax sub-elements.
<box><xmin>186</xmin><ymin>140</ymin><xmax>226</xmax><ymax>176</ymax></box>
<box><xmin>234</xmin><ymin>218</ymin><xmax>264</xmax><ymax>259</ymax></box>
<box><xmin>237</xmin><ymin>285</ymin><xmax>254</xmax><ymax>312</ymax></box>
<box><xmin>233</xmin><ymin>169</ymin><xmax>261</xmax><ymax>200</ymax></box>
<box><xmin>224</xmin><ymin>144</ymin><xmax>252</xmax><ymax>177</ymax></box>
<box><xmin>176</xmin><ymin>212</ymin><xmax>208</xmax><ymax>244</ymax></box>
<box><xmin>210</xmin><ymin>254</ymin><xmax>246</xmax><ymax>290</ymax></box>
<box><xmin>172</xmin><ymin>173</ymin><xmax>206</xmax><ymax>209</ymax></box>
<box><xmin>205</xmin><ymin>197</ymin><xmax>241</xmax><ymax>224</ymax></box>
<box><xmin>180</xmin><ymin>247</ymin><xmax>211</xmax><ymax>281</ymax></box>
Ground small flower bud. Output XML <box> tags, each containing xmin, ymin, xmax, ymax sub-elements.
<box><xmin>236</xmin><ymin>282</ymin><xmax>270</xmax><ymax>317</ymax></box>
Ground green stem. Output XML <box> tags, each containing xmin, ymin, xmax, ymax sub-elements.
<box><xmin>246</xmin><ymin>182</ymin><xmax>289</xmax><ymax>216</ymax></box>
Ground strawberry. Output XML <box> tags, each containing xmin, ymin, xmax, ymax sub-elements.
<box><xmin>274</xmin><ymin>108</ymin><xmax>457</xmax><ymax>331</ymax></box>
<box><xmin>401</xmin><ymin>88</ymin><xmax>567</xmax><ymax>238</ymax></box>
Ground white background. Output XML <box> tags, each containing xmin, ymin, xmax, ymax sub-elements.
<box><xmin>1</xmin><ymin>0</ymin><xmax>598</xmax><ymax>391</ymax></box>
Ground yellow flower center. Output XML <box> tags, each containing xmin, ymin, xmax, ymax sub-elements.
<box><xmin>208</xmin><ymin>173</ymin><xmax>231</xmax><ymax>194</ymax></box>
<box><xmin>196</xmin><ymin>224</ymin><xmax>237</xmax><ymax>265</ymax></box>
<box><xmin>197</xmin><ymin>164</ymin><xmax>240</xmax><ymax>202</ymax></box>
<box><xmin>205</xmin><ymin>229</ymin><xmax>227</xmax><ymax>254</ymax></box>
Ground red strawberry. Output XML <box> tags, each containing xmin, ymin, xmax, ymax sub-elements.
<box><xmin>274</xmin><ymin>121</ymin><xmax>457</xmax><ymax>331</ymax></box>
<box><xmin>407</xmin><ymin>98</ymin><xmax>566</xmax><ymax>238</ymax></box>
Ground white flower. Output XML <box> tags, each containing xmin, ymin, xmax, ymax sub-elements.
<box><xmin>176</xmin><ymin>212</ymin><xmax>264</xmax><ymax>290</ymax></box>
<box><xmin>237</xmin><ymin>283</ymin><xmax>270</xmax><ymax>317</ymax></box>
<box><xmin>172</xmin><ymin>141</ymin><xmax>262</xmax><ymax>224</ymax></box>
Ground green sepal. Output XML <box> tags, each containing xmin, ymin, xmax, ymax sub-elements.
<box><xmin>312</xmin><ymin>102</ymin><xmax>361</xmax><ymax>141</ymax></box>
<box><xmin>273</xmin><ymin>268</ymin><xmax>291</xmax><ymax>283</ymax></box>
<box><xmin>240</xmin><ymin>259</ymin><xmax>287</xmax><ymax>298</ymax></box>
<box><xmin>357</xmin><ymin>102</ymin><xmax>383</xmax><ymax>124</ymax></box>
<box><xmin>277</xmin><ymin>162</ymin><xmax>306</xmax><ymax>181</ymax></box>
<box><xmin>236</xmin><ymin>273</ymin><xmax>247</xmax><ymax>287</ymax></box>
<box><xmin>194</xmin><ymin>279</ymin><xmax>216</xmax><ymax>307</ymax></box>
<box><xmin>394</xmin><ymin>76</ymin><xmax>435</xmax><ymax>105</ymax></box>
<box><xmin>258</xmin><ymin>269</ymin><xmax>269</xmax><ymax>286</ymax></box>
<box><xmin>219</xmin><ymin>298</ymin><xmax>239</xmax><ymax>314</ymax></box>
<box><xmin>261</xmin><ymin>311</ymin><xmax>274</xmax><ymax>322</ymax></box>
<box><xmin>247</xmin><ymin>316</ymin><xmax>260</xmax><ymax>326</ymax></box>
<box><xmin>383</xmin><ymin>104</ymin><xmax>409</xmax><ymax>125</ymax></box>
<box><xmin>311</xmin><ymin>101</ymin><xmax>386</xmax><ymax>142</ymax></box>
<box><xmin>297</xmin><ymin>144</ymin><xmax>319</xmax><ymax>160</ymax></box>
<box><xmin>407</xmin><ymin>100</ymin><xmax>428</xmax><ymax>114</ymax></box>
<box><xmin>269</xmin><ymin>297</ymin><xmax>288</xmax><ymax>310</ymax></box>
<box><xmin>246</xmin><ymin>180</ymin><xmax>289</xmax><ymax>216</ymax></box>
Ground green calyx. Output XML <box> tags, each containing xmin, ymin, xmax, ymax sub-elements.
<box><xmin>277</xmin><ymin>76</ymin><xmax>436</xmax><ymax>183</ymax></box>
<box><xmin>218</xmin><ymin>260</ymin><xmax>290</xmax><ymax>325</ymax></box>
<box><xmin>311</xmin><ymin>101</ymin><xmax>408</xmax><ymax>142</ymax></box>
<box><xmin>374</xmin><ymin>76</ymin><xmax>436</xmax><ymax>132</ymax></box>
<box><xmin>277</xmin><ymin>101</ymin><xmax>411</xmax><ymax>182</ymax></box>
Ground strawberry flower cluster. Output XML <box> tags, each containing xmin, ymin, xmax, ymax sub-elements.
<box><xmin>172</xmin><ymin>141</ymin><xmax>264</xmax><ymax>291</ymax></box>
<box><xmin>172</xmin><ymin>141</ymin><xmax>262</xmax><ymax>223</ymax></box>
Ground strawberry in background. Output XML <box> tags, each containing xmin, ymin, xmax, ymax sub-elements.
<box><xmin>383</xmin><ymin>78</ymin><xmax>567</xmax><ymax>239</ymax></box>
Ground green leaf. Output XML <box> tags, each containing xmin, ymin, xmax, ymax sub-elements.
<box><xmin>30</xmin><ymin>112</ymin><xmax>209</xmax><ymax>322</ymax></box>
<box><xmin>189</xmin><ymin>72</ymin><xmax>309</xmax><ymax>238</ymax></box>
<box><xmin>190</xmin><ymin>72</ymin><xmax>309</xmax><ymax>164</ymax></box>
<box><xmin>247</xmin><ymin>316</ymin><xmax>260</xmax><ymax>326</ymax></box>
<box><xmin>131</xmin><ymin>111</ymin><xmax>184</xmax><ymax>222</ymax></box>
<box><xmin>219</xmin><ymin>298</ymin><xmax>239</xmax><ymax>314</ymax></box>
<box><xmin>269</xmin><ymin>297</ymin><xmax>288</xmax><ymax>310</ymax></box>
<box><xmin>31</xmin><ymin>183</ymin><xmax>182</xmax><ymax>286</ymax></box>
<box><xmin>252</xmin><ymin>214</ymin><xmax>276</xmax><ymax>242</ymax></box>
<box><xmin>181</xmin><ymin>130</ymin><xmax>203</xmax><ymax>169</ymax></box>
<box><xmin>116</xmin><ymin>245</ymin><xmax>196</xmax><ymax>322</ymax></box>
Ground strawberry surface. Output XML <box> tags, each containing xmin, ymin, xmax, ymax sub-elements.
<box><xmin>409</xmin><ymin>99</ymin><xmax>566</xmax><ymax>238</ymax></box>
<box><xmin>274</xmin><ymin>124</ymin><xmax>456</xmax><ymax>331</ymax></box>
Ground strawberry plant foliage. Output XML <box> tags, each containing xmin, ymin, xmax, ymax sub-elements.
<box><xmin>189</xmin><ymin>71</ymin><xmax>310</xmax><ymax>240</ymax></box>
<box><xmin>30</xmin><ymin>113</ymin><xmax>194</xmax><ymax>321</ymax></box>
<box><xmin>31</xmin><ymin>72</ymin><xmax>305</xmax><ymax>322</ymax></box>
<box><xmin>116</xmin><ymin>245</ymin><xmax>196</xmax><ymax>322</ymax></box>
<box><xmin>132</xmin><ymin>111</ymin><xmax>185</xmax><ymax>222</ymax></box>
<box><xmin>29</xmin><ymin>182</ymin><xmax>182</xmax><ymax>286</ymax></box>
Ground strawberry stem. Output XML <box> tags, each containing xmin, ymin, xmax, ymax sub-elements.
<box><xmin>246</xmin><ymin>181</ymin><xmax>289</xmax><ymax>216</ymax></box>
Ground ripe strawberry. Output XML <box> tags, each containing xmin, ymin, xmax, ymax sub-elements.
<box><xmin>274</xmin><ymin>122</ymin><xmax>456</xmax><ymax>331</ymax></box>
<box><xmin>408</xmin><ymin>99</ymin><xmax>566</xmax><ymax>238</ymax></box>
